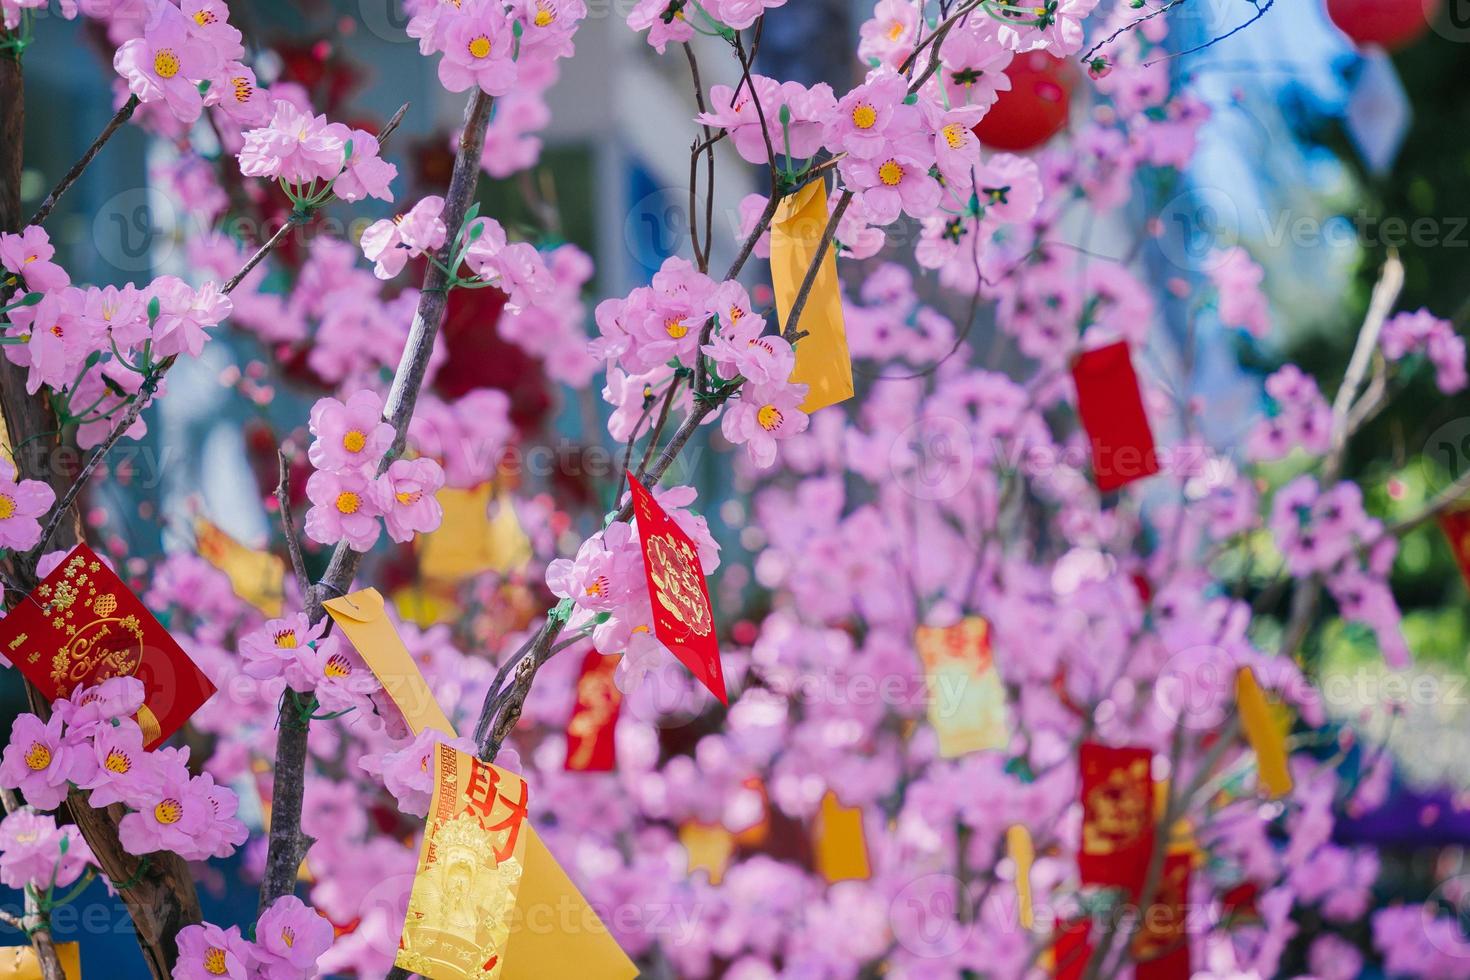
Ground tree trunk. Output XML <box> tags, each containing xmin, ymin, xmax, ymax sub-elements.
<box><xmin>1</xmin><ymin>49</ymin><xmax>202</xmax><ymax>980</ymax></box>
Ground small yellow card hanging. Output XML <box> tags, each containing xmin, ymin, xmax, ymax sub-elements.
<box><xmin>680</xmin><ymin>822</ymin><xmax>736</xmax><ymax>885</ymax></box>
<box><xmin>418</xmin><ymin>485</ymin><xmax>532</xmax><ymax>582</ymax></box>
<box><xmin>391</xmin><ymin>583</ymin><xmax>463</xmax><ymax>629</ymax></box>
<box><xmin>1006</xmin><ymin>825</ymin><xmax>1035</xmax><ymax>930</ymax></box>
<box><xmin>771</xmin><ymin>178</ymin><xmax>854</xmax><ymax>413</ymax></box>
<box><xmin>915</xmin><ymin>617</ymin><xmax>1010</xmax><ymax>758</ymax></box>
<box><xmin>323</xmin><ymin>587</ymin><xmax>456</xmax><ymax>738</ymax></box>
<box><xmin>195</xmin><ymin>517</ymin><xmax>285</xmax><ymax>617</ymax></box>
<box><xmin>0</xmin><ymin>943</ymin><xmax>80</xmax><ymax>979</ymax></box>
<box><xmin>812</xmin><ymin>790</ymin><xmax>871</xmax><ymax>884</ymax></box>
<box><xmin>1235</xmin><ymin>666</ymin><xmax>1293</xmax><ymax>798</ymax></box>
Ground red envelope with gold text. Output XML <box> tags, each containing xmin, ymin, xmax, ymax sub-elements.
<box><xmin>1071</xmin><ymin>341</ymin><xmax>1159</xmax><ymax>493</ymax></box>
<box><xmin>564</xmin><ymin>650</ymin><xmax>621</xmax><ymax>772</ymax></box>
<box><xmin>626</xmin><ymin>471</ymin><xmax>726</xmax><ymax>705</ymax></box>
<box><xmin>1</xmin><ymin>544</ymin><xmax>215</xmax><ymax>749</ymax></box>
<box><xmin>1078</xmin><ymin>742</ymin><xmax>1154</xmax><ymax>897</ymax></box>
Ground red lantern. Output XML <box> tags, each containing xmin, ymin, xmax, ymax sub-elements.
<box><xmin>1325</xmin><ymin>0</ymin><xmax>1441</xmax><ymax>51</ymax></box>
<box><xmin>974</xmin><ymin>52</ymin><xmax>1073</xmax><ymax>152</ymax></box>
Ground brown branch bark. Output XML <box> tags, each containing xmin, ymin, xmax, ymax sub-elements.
<box><xmin>257</xmin><ymin>89</ymin><xmax>495</xmax><ymax>913</ymax></box>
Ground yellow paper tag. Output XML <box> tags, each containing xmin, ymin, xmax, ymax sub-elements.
<box><xmin>195</xmin><ymin>518</ymin><xmax>285</xmax><ymax>617</ymax></box>
<box><xmin>418</xmin><ymin>485</ymin><xmax>532</xmax><ymax>582</ymax></box>
<box><xmin>323</xmin><ymin>588</ymin><xmax>456</xmax><ymax>738</ymax></box>
<box><xmin>680</xmin><ymin>822</ymin><xmax>736</xmax><ymax>885</ymax></box>
<box><xmin>0</xmin><ymin>943</ymin><xmax>81</xmax><ymax>979</ymax></box>
<box><xmin>1006</xmin><ymin>825</ymin><xmax>1035</xmax><ymax>930</ymax></box>
<box><xmin>812</xmin><ymin>790</ymin><xmax>871</xmax><ymax>884</ymax></box>
<box><xmin>771</xmin><ymin>178</ymin><xmax>854</xmax><ymax>414</ymax></box>
<box><xmin>1236</xmin><ymin>666</ymin><xmax>1293</xmax><ymax>798</ymax></box>
<box><xmin>499</xmin><ymin>826</ymin><xmax>639</xmax><ymax>980</ymax></box>
<box><xmin>392</xmin><ymin>584</ymin><xmax>463</xmax><ymax>629</ymax></box>
<box><xmin>915</xmin><ymin>617</ymin><xmax>1010</xmax><ymax>758</ymax></box>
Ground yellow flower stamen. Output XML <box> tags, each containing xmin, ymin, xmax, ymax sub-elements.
<box><xmin>852</xmin><ymin>104</ymin><xmax>877</xmax><ymax>130</ymax></box>
<box><xmin>0</xmin><ymin>494</ymin><xmax>15</xmax><ymax>520</ymax></box>
<box><xmin>335</xmin><ymin>491</ymin><xmax>361</xmax><ymax>515</ymax></box>
<box><xmin>878</xmin><ymin>160</ymin><xmax>904</xmax><ymax>186</ymax></box>
<box><xmin>154</xmin><ymin>799</ymin><xmax>183</xmax><ymax>825</ymax></box>
<box><xmin>273</xmin><ymin>629</ymin><xmax>298</xmax><ymax>649</ymax></box>
<box><xmin>757</xmin><ymin>405</ymin><xmax>783</xmax><ymax>431</ymax></box>
<box><xmin>342</xmin><ymin>430</ymin><xmax>367</xmax><ymax>453</ymax></box>
<box><xmin>105</xmin><ymin>749</ymin><xmax>132</xmax><ymax>774</ymax></box>
<box><xmin>203</xmin><ymin>948</ymin><xmax>229</xmax><ymax>975</ymax></box>
<box><xmin>665</xmin><ymin>317</ymin><xmax>689</xmax><ymax>339</ymax></box>
<box><xmin>468</xmin><ymin>35</ymin><xmax>491</xmax><ymax>59</ymax></box>
<box><xmin>23</xmin><ymin>742</ymin><xmax>50</xmax><ymax>771</ymax></box>
<box><xmin>324</xmin><ymin>653</ymin><xmax>351</xmax><ymax>679</ymax></box>
<box><xmin>153</xmin><ymin>49</ymin><xmax>181</xmax><ymax>79</ymax></box>
<box><xmin>942</xmin><ymin>123</ymin><xmax>969</xmax><ymax>149</ymax></box>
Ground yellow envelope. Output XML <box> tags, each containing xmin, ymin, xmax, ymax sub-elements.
<box><xmin>392</xmin><ymin>584</ymin><xmax>463</xmax><ymax>629</ymax></box>
<box><xmin>323</xmin><ymin>588</ymin><xmax>456</xmax><ymax>738</ymax></box>
<box><xmin>1236</xmin><ymin>667</ymin><xmax>1293</xmax><ymax>798</ymax></box>
<box><xmin>770</xmin><ymin>178</ymin><xmax>853</xmax><ymax>413</ymax></box>
<box><xmin>1006</xmin><ymin>825</ymin><xmax>1034</xmax><ymax>930</ymax></box>
<box><xmin>679</xmin><ymin>822</ymin><xmax>736</xmax><ymax>886</ymax></box>
<box><xmin>195</xmin><ymin>517</ymin><xmax>285</xmax><ymax>617</ymax></box>
<box><xmin>812</xmin><ymin>790</ymin><xmax>870</xmax><ymax>884</ymax></box>
<box><xmin>0</xmin><ymin>942</ymin><xmax>80</xmax><ymax>978</ymax></box>
<box><xmin>397</xmin><ymin>744</ymin><xmax>636</xmax><ymax>980</ymax></box>
<box><xmin>418</xmin><ymin>485</ymin><xmax>532</xmax><ymax>583</ymax></box>
<box><xmin>915</xmin><ymin>617</ymin><xmax>1010</xmax><ymax>758</ymax></box>
<box><xmin>500</xmin><ymin>826</ymin><xmax>638</xmax><ymax>980</ymax></box>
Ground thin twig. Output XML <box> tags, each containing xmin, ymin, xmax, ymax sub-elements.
<box><xmin>275</xmin><ymin>450</ymin><xmax>310</xmax><ymax>591</ymax></box>
<box><xmin>25</xmin><ymin>102</ymin><xmax>412</xmax><ymax>566</ymax></box>
<box><xmin>28</xmin><ymin>96</ymin><xmax>139</xmax><ymax>227</ymax></box>
<box><xmin>258</xmin><ymin>91</ymin><xmax>493</xmax><ymax>913</ymax></box>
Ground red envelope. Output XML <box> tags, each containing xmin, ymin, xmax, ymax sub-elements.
<box><xmin>1439</xmin><ymin>508</ymin><xmax>1470</xmax><ymax>593</ymax></box>
<box><xmin>1071</xmin><ymin>341</ymin><xmax>1159</xmax><ymax>492</ymax></box>
<box><xmin>564</xmin><ymin>650</ymin><xmax>621</xmax><ymax>772</ymax></box>
<box><xmin>1</xmin><ymin>544</ymin><xmax>215</xmax><ymax>749</ymax></box>
<box><xmin>626</xmin><ymin>471</ymin><xmax>726</xmax><ymax>705</ymax></box>
<box><xmin>1053</xmin><ymin>919</ymin><xmax>1092</xmax><ymax>980</ymax></box>
<box><xmin>1131</xmin><ymin>850</ymin><xmax>1192</xmax><ymax>980</ymax></box>
<box><xmin>1078</xmin><ymin>743</ymin><xmax>1154</xmax><ymax>897</ymax></box>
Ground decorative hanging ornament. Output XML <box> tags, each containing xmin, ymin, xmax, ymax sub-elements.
<box><xmin>974</xmin><ymin>52</ymin><xmax>1073</xmax><ymax>152</ymax></box>
<box><xmin>1325</xmin><ymin>0</ymin><xmax>1442</xmax><ymax>52</ymax></box>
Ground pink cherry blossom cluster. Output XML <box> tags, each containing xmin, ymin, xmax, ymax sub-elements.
<box><xmin>627</xmin><ymin>0</ymin><xmax>788</xmax><ymax>51</ymax></box>
<box><xmin>0</xmin><ymin>678</ymin><xmax>246</xmax><ymax>861</ymax></box>
<box><xmin>238</xmin><ymin>100</ymin><xmax>398</xmax><ymax>204</ymax></box>
<box><xmin>406</xmin><ymin>0</ymin><xmax>587</xmax><ymax>96</ymax></box>
<box><xmin>0</xmin><ymin>456</ymin><xmax>55</xmax><ymax>553</ymax></box>
<box><xmin>1</xmin><ymin>224</ymin><xmax>231</xmax><ymax>442</ymax></box>
<box><xmin>240</xmin><ymin>613</ymin><xmax>383</xmax><ymax>719</ymax></box>
<box><xmin>546</xmin><ymin>482</ymin><xmax>721</xmax><ymax>689</ymax></box>
<box><xmin>302</xmin><ymin>390</ymin><xmax>447</xmax><ymax>553</ymax></box>
<box><xmin>0</xmin><ymin>808</ymin><xmax>97</xmax><ymax>893</ymax></box>
<box><xmin>594</xmin><ymin>259</ymin><xmax>809</xmax><ymax>467</ymax></box>
<box><xmin>113</xmin><ymin>0</ymin><xmax>256</xmax><ymax>125</ymax></box>
<box><xmin>1380</xmin><ymin>307</ymin><xmax>1469</xmax><ymax>394</ymax></box>
<box><xmin>174</xmin><ymin>895</ymin><xmax>335</xmax><ymax>980</ymax></box>
<box><xmin>1246</xmin><ymin>365</ymin><xmax>1333</xmax><ymax>462</ymax></box>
